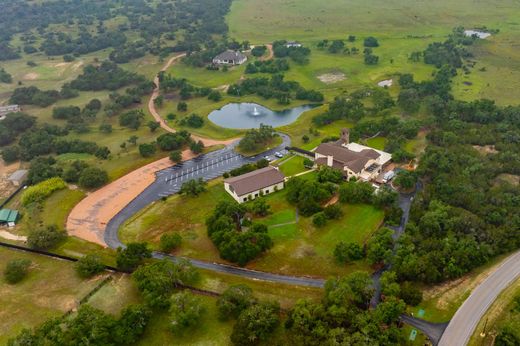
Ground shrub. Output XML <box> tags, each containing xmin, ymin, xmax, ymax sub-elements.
<box><xmin>169</xmin><ymin>150</ymin><xmax>182</xmax><ymax>163</ymax></box>
<box><xmin>138</xmin><ymin>143</ymin><xmax>157</xmax><ymax>157</ymax></box>
<box><xmin>160</xmin><ymin>233</ymin><xmax>182</xmax><ymax>253</ymax></box>
<box><xmin>334</xmin><ymin>241</ymin><xmax>364</xmax><ymax>263</ymax></box>
<box><xmin>312</xmin><ymin>212</ymin><xmax>327</xmax><ymax>227</ymax></box>
<box><xmin>75</xmin><ymin>254</ymin><xmax>105</xmax><ymax>278</ymax></box>
<box><xmin>117</xmin><ymin>242</ymin><xmax>152</xmax><ymax>271</ymax></box>
<box><xmin>22</xmin><ymin>177</ymin><xmax>67</xmax><ymax>206</ymax></box>
<box><xmin>323</xmin><ymin>204</ymin><xmax>343</xmax><ymax>219</ymax></box>
<box><xmin>399</xmin><ymin>282</ymin><xmax>423</xmax><ymax>306</ymax></box>
<box><xmin>79</xmin><ymin>167</ymin><xmax>108</xmax><ymax>189</ymax></box>
<box><xmin>217</xmin><ymin>284</ymin><xmax>256</xmax><ymax>320</ymax></box>
<box><xmin>27</xmin><ymin>225</ymin><xmax>66</xmax><ymax>250</ymax></box>
<box><xmin>4</xmin><ymin>259</ymin><xmax>31</xmax><ymax>284</ymax></box>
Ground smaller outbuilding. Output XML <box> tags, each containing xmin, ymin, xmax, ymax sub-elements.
<box><xmin>0</xmin><ymin>209</ymin><xmax>19</xmax><ymax>227</ymax></box>
<box><xmin>8</xmin><ymin>170</ymin><xmax>28</xmax><ymax>187</ymax></box>
<box><xmin>0</xmin><ymin>105</ymin><xmax>20</xmax><ymax>120</ymax></box>
<box><xmin>285</xmin><ymin>41</ymin><xmax>302</xmax><ymax>48</ymax></box>
<box><xmin>224</xmin><ymin>166</ymin><xmax>285</xmax><ymax>203</ymax></box>
<box><xmin>212</xmin><ymin>50</ymin><xmax>247</xmax><ymax>65</ymax></box>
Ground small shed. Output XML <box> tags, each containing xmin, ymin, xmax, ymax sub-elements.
<box><xmin>8</xmin><ymin>170</ymin><xmax>28</xmax><ymax>186</ymax></box>
<box><xmin>0</xmin><ymin>209</ymin><xmax>19</xmax><ymax>227</ymax></box>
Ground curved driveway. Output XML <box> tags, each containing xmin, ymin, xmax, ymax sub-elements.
<box><xmin>439</xmin><ymin>250</ymin><xmax>520</xmax><ymax>346</ymax></box>
<box><xmin>103</xmin><ymin>134</ymin><xmax>326</xmax><ymax>287</ymax></box>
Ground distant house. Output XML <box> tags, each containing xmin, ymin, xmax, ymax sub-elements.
<box><xmin>212</xmin><ymin>50</ymin><xmax>247</xmax><ymax>65</ymax></box>
<box><xmin>224</xmin><ymin>166</ymin><xmax>285</xmax><ymax>203</ymax></box>
<box><xmin>8</xmin><ymin>170</ymin><xmax>28</xmax><ymax>187</ymax></box>
<box><xmin>0</xmin><ymin>105</ymin><xmax>20</xmax><ymax>120</ymax></box>
<box><xmin>285</xmin><ymin>41</ymin><xmax>302</xmax><ymax>48</ymax></box>
<box><xmin>0</xmin><ymin>209</ymin><xmax>19</xmax><ymax>227</ymax></box>
<box><xmin>314</xmin><ymin>129</ymin><xmax>392</xmax><ymax>181</ymax></box>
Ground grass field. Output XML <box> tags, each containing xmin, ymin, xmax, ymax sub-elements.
<box><xmin>227</xmin><ymin>0</ymin><xmax>520</xmax><ymax>106</ymax></box>
<box><xmin>276</xmin><ymin>155</ymin><xmax>310</xmax><ymax>176</ymax></box>
<box><xmin>120</xmin><ymin>174</ymin><xmax>384</xmax><ymax>277</ymax></box>
<box><xmin>0</xmin><ymin>247</ymin><xmax>105</xmax><ymax>344</ymax></box>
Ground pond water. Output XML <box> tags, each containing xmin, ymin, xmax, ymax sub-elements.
<box><xmin>208</xmin><ymin>103</ymin><xmax>318</xmax><ymax>129</ymax></box>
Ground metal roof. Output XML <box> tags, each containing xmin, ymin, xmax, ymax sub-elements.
<box><xmin>0</xmin><ymin>209</ymin><xmax>19</xmax><ymax>223</ymax></box>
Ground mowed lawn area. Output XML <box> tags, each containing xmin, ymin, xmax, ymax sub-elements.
<box><xmin>120</xmin><ymin>175</ymin><xmax>384</xmax><ymax>278</ymax></box>
<box><xmin>0</xmin><ymin>247</ymin><xmax>106</xmax><ymax>344</ymax></box>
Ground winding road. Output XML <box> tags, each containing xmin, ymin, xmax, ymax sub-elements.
<box><xmin>439</xmin><ymin>250</ymin><xmax>520</xmax><ymax>346</ymax></box>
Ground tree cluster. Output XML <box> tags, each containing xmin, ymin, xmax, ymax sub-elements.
<box><xmin>245</xmin><ymin>59</ymin><xmax>289</xmax><ymax>74</ymax></box>
<box><xmin>272</xmin><ymin>40</ymin><xmax>311</xmax><ymax>64</ymax></box>
<box><xmin>206</xmin><ymin>201</ymin><xmax>273</xmax><ymax>266</ymax></box>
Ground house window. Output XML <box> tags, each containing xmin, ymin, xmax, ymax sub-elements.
<box><xmin>243</xmin><ymin>197</ymin><xmax>247</xmax><ymax>202</ymax></box>
<box><xmin>255</xmin><ymin>193</ymin><xmax>259</xmax><ymax>198</ymax></box>
<box><xmin>265</xmin><ymin>189</ymin><xmax>269</xmax><ymax>194</ymax></box>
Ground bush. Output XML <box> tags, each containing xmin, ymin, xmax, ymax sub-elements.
<box><xmin>180</xmin><ymin>114</ymin><xmax>204</xmax><ymax>128</ymax></box>
<box><xmin>323</xmin><ymin>204</ymin><xmax>343</xmax><ymax>219</ymax></box>
<box><xmin>160</xmin><ymin>233</ymin><xmax>182</xmax><ymax>253</ymax></box>
<box><xmin>399</xmin><ymin>282</ymin><xmax>423</xmax><ymax>306</ymax></box>
<box><xmin>334</xmin><ymin>242</ymin><xmax>364</xmax><ymax>263</ymax></box>
<box><xmin>217</xmin><ymin>284</ymin><xmax>256</xmax><ymax>320</ymax></box>
<box><xmin>22</xmin><ymin>177</ymin><xmax>67</xmax><ymax>206</ymax></box>
<box><xmin>117</xmin><ymin>242</ymin><xmax>152</xmax><ymax>271</ymax></box>
<box><xmin>169</xmin><ymin>150</ymin><xmax>182</xmax><ymax>163</ymax></box>
<box><xmin>364</xmin><ymin>36</ymin><xmax>379</xmax><ymax>47</ymax></box>
<box><xmin>312</xmin><ymin>212</ymin><xmax>327</xmax><ymax>227</ymax></box>
<box><xmin>75</xmin><ymin>254</ymin><xmax>105</xmax><ymax>278</ymax></box>
<box><xmin>79</xmin><ymin>167</ymin><xmax>108</xmax><ymax>189</ymax></box>
<box><xmin>138</xmin><ymin>143</ymin><xmax>157</xmax><ymax>157</ymax></box>
<box><xmin>4</xmin><ymin>259</ymin><xmax>31</xmax><ymax>284</ymax></box>
<box><xmin>27</xmin><ymin>225</ymin><xmax>66</xmax><ymax>250</ymax></box>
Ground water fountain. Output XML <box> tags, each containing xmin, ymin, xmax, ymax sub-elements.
<box><xmin>252</xmin><ymin>106</ymin><xmax>260</xmax><ymax>116</ymax></box>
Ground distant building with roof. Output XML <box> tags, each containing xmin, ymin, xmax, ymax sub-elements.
<box><xmin>8</xmin><ymin>170</ymin><xmax>28</xmax><ymax>187</ymax></box>
<box><xmin>0</xmin><ymin>209</ymin><xmax>19</xmax><ymax>227</ymax></box>
<box><xmin>285</xmin><ymin>41</ymin><xmax>302</xmax><ymax>48</ymax></box>
<box><xmin>314</xmin><ymin>129</ymin><xmax>392</xmax><ymax>181</ymax></box>
<box><xmin>0</xmin><ymin>105</ymin><xmax>20</xmax><ymax>120</ymax></box>
<box><xmin>224</xmin><ymin>166</ymin><xmax>285</xmax><ymax>203</ymax></box>
<box><xmin>212</xmin><ymin>50</ymin><xmax>247</xmax><ymax>66</ymax></box>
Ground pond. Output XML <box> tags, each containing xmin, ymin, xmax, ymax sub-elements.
<box><xmin>207</xmin><ymin>103</ymin><xmax>318</xmax><ymax>129</ymax></box>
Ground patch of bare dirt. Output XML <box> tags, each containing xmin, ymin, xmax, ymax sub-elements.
<box><xmin>23</xmin><ymin>73</ymin><xmax>39</xmax><ymax>81</ymax></box>
<box><xmin>423</xmin><ymin>259</ymin><xmax>505</xmax><ymax>311</ymax></box>
<box><xmin>317</xmin><ymin>72</ymin><xmax>346</xmax><ymax>84</ymax></box>
<box><xmin>72</xmin><ymin>61</ymin><xmax>84</xmax><ymax>71</ymax></box>
<box><xmin>494</xmin><ymin>173</ymin><xmax>520</xmax><ymax>186</ymax></box>
<box><xmin>0</xmin><ymin>160</ymin><xmax>20</xmax><ymax>199</ymax></box>
<box><xmin>473</xmin><ymin>145</ymin><xmax>498</xmax><ymax>155</ymax></box>
<box><xmin>54</xmin><ymin>62</ymin><xmax>71</xmax><ymax>68</ymax></box>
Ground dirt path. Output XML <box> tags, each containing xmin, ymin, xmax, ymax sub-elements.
<box><xmin>67</xmin><ymin>53</ymin><xmax>240</xmax><ymax>245</ymax></box>
<box><xmin>261</xmin><ymin>44</ymin><xmax>274</xmax><ymax>61</ymax></box>
<box><xmin>148</xmin><ymin>54</ymin><xmax>236</xmax><ymax>147</ymax></box>
<box><xmin>66</xmin><ymin>150</ymin><xmax>197</xmax><ymax>246</ymax></box>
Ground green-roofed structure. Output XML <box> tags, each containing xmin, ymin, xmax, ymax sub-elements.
<box><xmin>0</xmin><ymin>209</ymin><xmax>19</xmax><ymax>226</ymax></box>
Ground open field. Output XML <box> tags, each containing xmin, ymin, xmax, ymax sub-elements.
<box><xmin>0</xmin><ymin>247</ymin><xmax>105</xmax><ymax>344</ymax></box>
<box><xmin>120</xmin><ymin>175</ymin><xmax>384</xmax><ymax>277</ymax></box>
<box><xmin>227</xmin><ymin>0</ymin><xmax>520</xmax><ymax>105</ymax></box>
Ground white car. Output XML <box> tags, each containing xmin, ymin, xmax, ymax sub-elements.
<box><xmin>264</xmin><ymin>156</ymin><xmax>273</xmax><ymax>162</ymax></box>
<box><xmin>275</xmin><ymin>152</ymin><xmax>283</xmax><ymax>158</ymax></box>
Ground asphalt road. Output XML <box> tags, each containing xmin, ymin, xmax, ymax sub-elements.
<box><xmin>104</xmin><ymin>134</ymin><xmax>324</xmax><ymax>288</ymax></box>
<box><xmin>439</xmin><ymin>250</ymin><xmax>520</xmax><ymax>346</ymax></box>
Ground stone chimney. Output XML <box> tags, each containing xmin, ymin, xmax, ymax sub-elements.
<box><xmin>340</xmin><ymin>128</ymin><xmax>350</xmax><ymax>146</ymax></box>
<box><xmin>327</xmin><ymin>155</ymin><xmax>333</xmax><ymax>167</ymax></box>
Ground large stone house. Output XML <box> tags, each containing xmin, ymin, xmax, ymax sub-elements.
<box><xmin>224</xmin><ymin>166</ymin><xmax>285</xmax><ymax>203</ymax></box>
<box><xmin>314</xmin><ymin>129</ymin><xmax>392</xmax><ymax>181</ymax></box>
<box><xmin>212</xmin><ymin>50</ymin><xmax>247</xmax><ymax>66</ymax></box>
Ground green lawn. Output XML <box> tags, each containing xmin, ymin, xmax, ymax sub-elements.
<box><xmin>365</xmin><ymin>136</ymin><xmax>388</xmax><ymax>150</ymax></box>
<box><xmin>0</xmin><ymin>247</ymin><xmax>104</xmax><ymax>344</ymax></box>
<box><xmin>276</xmin><ymin>155</ymin><xmax>310</xmax><ymax>176</ymax></box>
<box><xmin>120</xmin><ymin>174</ymin><xmax>384</xmax><ymax>278</ymax></box>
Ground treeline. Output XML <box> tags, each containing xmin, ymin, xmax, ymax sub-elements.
<box><xmin>0</xmin><ymin>0</ymin><xmax>233</xmax><ymax>63</ymax></box>
<box><xmin>1</xmin><ymin>123</ymin><xmax>110</xmax><ymax>164</ymax></box>
<box><xmin>70</xmin><ymin>61</ymin><xmax>145</xmax><ymax>91</ymax></box>
<box><xmin>272</xmin><ymin>40</ymin><xmax>311</xmax><ymax>64</ymax></box>
<box><xmin>228</xmin><ymin>74</ymin><xmax>324</xmax><ymax>105</ymax></box>
<box><xmin>238</xmin><ymin>124</ymin><xmax>277</xmax><ymax>153</ymax></box>
<box><xmin>422</xmin><ymin>27</ymin><xmax>477</xmax><ymax>68</ymax></box>
<box><xmin>245</xmin><ymin>59</ymin><xmax>289</xmax><ymax>74</ymax></box>
<box><xmin>9</xmin><ymin>86</ymin><xmax>77</xmax><ymax>108</ymax></box>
